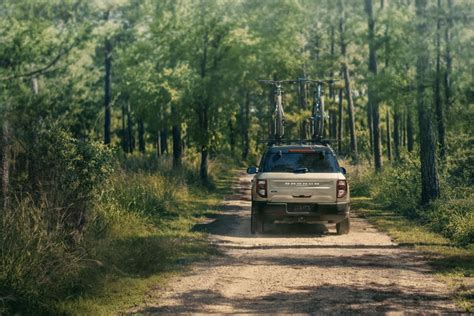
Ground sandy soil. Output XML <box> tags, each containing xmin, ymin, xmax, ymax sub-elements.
<box><xmin>129</xmin><ymin>173</ymin><xmax>460</xmax><ymax>315</ymax></box>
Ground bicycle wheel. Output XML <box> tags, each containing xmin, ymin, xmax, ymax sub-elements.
<box><xmin>312</xmin><ymin>103</ymin><xmax>323</xmax><ymax>140</ymax></box>
<box><xmin>274</xmin><ymin>92</ymin><xmax>284</xmax><ymax>140</ymax></box>
<box><xmin>275</xmin><ymin>106</ymin><xmax>284</xmax><ymax>140</ymax></box>
<box><xmin>318</xmin><ymin>96</ymin><xmax>325</xmax><ymax>137</ymax></box>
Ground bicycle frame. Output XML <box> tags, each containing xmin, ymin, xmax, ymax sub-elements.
<box><xmin>274</xmin><ymin>82</ymin><xmax>284</xmax><ymax>142</ymax></box>
<box><xmin>259</xmin><ymin>79</ymin><xmax>334</xmax><ymax>144</ymax></box>
<box><xmin>311</xmin><ymin>83</ymin><xmax>324</xmax><ymax>141</ymax></box>
<box><xmin>259</xmin><ymin>80</ymin><xmax>295</xmax><ymax>143</ymax></box>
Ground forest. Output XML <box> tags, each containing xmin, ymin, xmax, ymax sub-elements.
<box><xmin>0</xmin><ymin>0</ymin><xmax>473</xmax><ymax>314</ymax></box>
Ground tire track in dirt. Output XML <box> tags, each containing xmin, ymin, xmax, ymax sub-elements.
<box><xmin>129</xmin><ymin>173</ymin><xmax>460</xmax><ymax>315</ymax></box>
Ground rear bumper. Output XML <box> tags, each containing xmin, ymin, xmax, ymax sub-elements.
<box><xmin>253</xmin><ymin>201</ymin><xmax>349</xmax><ymax>224</ymax></box>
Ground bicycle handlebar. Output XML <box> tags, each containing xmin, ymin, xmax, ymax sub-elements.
<box><xmin>259</xmin><ymin>79</ymin><xmax>337</xmax><ymax>86</ymax></box>
<box><xmin>298</xmin><ymin>79</ymin><xmax>336</xmax><ymax>85</ymax></box>
<box><xmin>258</xmin><ymin>79</ymin><xmax>299</xmax><ymax>85</ymax></box>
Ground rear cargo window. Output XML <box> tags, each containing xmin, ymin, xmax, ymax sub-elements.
<box><xmin>261</xmin><ymin>150</ymin><xmax>340</xmax><ymax>173</ymax></box>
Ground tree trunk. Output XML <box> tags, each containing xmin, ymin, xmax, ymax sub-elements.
<box><xmin>127</xmin><ymin>102</ymin><xmax>133</xmax><ymax>153</ymax></box>
<box><xmin>199</xmin><ymin>146</ymin><xmax>208</xmax><ymax>184</ymax></box>
<box><xmin>330</xmin><ymin>110</ymin><xmax>337</xmax><ymax>140</ymax></box>
<box><xmin>157</xmin><ymin>132</ymin><xmax>162</xmax><ymax>157</ymax></box>
<box><xmin>229</xmin><ymin>119</ymin><xmax>235</xmax><ymax>153</ymax></box>
<box><xmin>342</xmin><ymin>63</ymin><xmax>358</xmax><ymax>163</ymax></box>
<box><xmin>444</xmin><ymin>0</ymin><xmax>453</xmax><ymax>113</ymax></box>
<box><xmin>104</xmin><ymin>14</ymin><xmax>112</xmax><ymax>145</ymax></box>
<box><xmin>241</xmin><ymin>92</ymin><xmax>250</xmax><ymax>160</ymax></box>
<box><xmin>365</xmin><ymin>0</ymin><xmax>382</xmax><ymax>171</ymax></box>
<box><xmin>160</xmin><ymin>127</ymin><xmax>168</xmax><ymax>155</ymax></box>
<box><xmin>337</xmin><ymin>88</ymin><xmax>344</xmax><ymax>154</ymax></box>
<box><xmin>329</xmin><ymin>24</ymin><xmax>336</xmax><ymax>99</ymax></box>
<box><xmin>367</xmin><ymin>101</ymin><xmax>374</xmax><ymax>156</ymax></box>
<box><xmin>1</xmin><ymin>121</ymin><xmax>10</xmax><ymax>210</ymax></box>
<box><xmin>198</xmin><ymin>3</ymin><xmax>210</xmax><ymax>183</ymax></box>
<box><xmin>171</xmin><ymin>104</ymin><xmax>182</xmax><ymax>168</ymax></box>
<box><xmin>138</xmin><ymin>118</ymin><xmax>145</xmax><ymax>154</ymax></box>
<box><xmin>386</xmin><ymin>110</ymin><xmax>392</xmax><ymax>161</ymax></box>
<box><xmin>415</xmin><ymin>0</ymin><xmax>440</xmax><ymax>205</ymax></box>
<box><xmin>121</xmin><ymin>104</ymin><xmax>128</xmax><ymax>152</ymax></box>
<box><xmin>435</xmin><ymin>0</ymin><xmax>446</xmax><ymax>162</ymax></box>
<box><xmin>393</xmin><ymin>108</ymin><xmax>401</xmax><ymax>160</ymax></box>
<box><xmin>400</xmin><ymin>113</ymin><xmax>408</xmax><ymax>148</ymax></box>
<box><xmin>407</xmin><ymin>108</ymin><xmax>414</xmax><ymax>152</ymax></box>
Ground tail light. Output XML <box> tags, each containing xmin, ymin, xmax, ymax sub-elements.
<box><xmin>337</xmin><ymin>180</ymin><xmax>347</xmax><ymax>198</ymax></box>
<box><xmin>257</xmin><ymin>179</ymin><xmax>267</xmax><ymax>197</ymax></box>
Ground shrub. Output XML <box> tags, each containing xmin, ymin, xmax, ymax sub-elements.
<box><xmin>370</xmin><ymin>156</ymin><xmax>421</xmax><ymax>217</ymax></box>
<box><xmin>0</xmin><ymin>200</ymin><xmax>85</xmax><ymax>314</ymax></box>
<box><xmin>0</xmin><ymin>124</ymin><xmax>113</xmax><ymax>314</ymax></box>
<box><xmin>19</xmin><ymin>123</ymin><xmax>114</xmax><ymax>239</ymax></box>
<box><xmin>427</xmin><ymin>191</ymin><xmax>474</xmax><ymax>245</ymax></box>
<box><xmin>346</xmin><ymin>162</ymin><xmax>373</xmax><ymax>197</ymax></box>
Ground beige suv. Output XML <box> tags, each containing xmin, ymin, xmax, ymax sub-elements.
<box><xmin>247</xmin><ymin>144</ymin><xmax>350</xmax><ymax>235</ymax></box>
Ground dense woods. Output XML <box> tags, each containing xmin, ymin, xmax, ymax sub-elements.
<box><xmin>0</xmin><ymin>0</ymin><xmax>473</xmax><ymax>313</ymax></box>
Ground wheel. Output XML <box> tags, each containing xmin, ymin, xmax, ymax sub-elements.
<box><xmin>275</xmin><ymin>108</ymin><xmax>284</xmax><ymax>140</ymax></box>
<box><xmin>336</xmin><ymin>217</ymin><xmax>350</xmax><ymax>235</ymax></box>
<box><xmin>313</xmin><ymin>105</ymin><xmax>324</xmax><ymax>139</ymax></box>
<box><xmin>251</xmin><ymin>203</ymin><xmax>264</xmax><ymax>234</ymax></box>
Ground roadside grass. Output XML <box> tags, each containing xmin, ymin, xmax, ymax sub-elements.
<box><xmin>57</xmin><ymin>156</ymin><xmax>239</xmax><ymax>315</ymax></box>
<box><xmin>352</xmin><ymin>196</ymin><xmax>474</xmax><ymax>312</ymax></box>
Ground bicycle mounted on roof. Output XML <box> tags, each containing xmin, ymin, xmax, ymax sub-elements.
<box><xmin>259</xmin><ymin>78</ymin><xmax>335</xmax><ymax>146</ymax></box>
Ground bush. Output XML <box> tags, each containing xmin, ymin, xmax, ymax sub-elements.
<box><xmin>427</xmin><ymin>191</ymin><xmax>474</xmax><ymax>246</ymax></box>
<box><xmin>346</xmin><ymin>162</ymin><xmax>373</xmax><ymax>197</ymax></box>
<box><xmin>349</xmin><ymin>154</ymin><xmax>473</xmax><ymax>246</ymax></box>
<box><xmin>370</xmin><ymin>156</ymin><xmax>421</xmax><ymax>217</ymax></box>
<box><xmin>15</xmin><ymin>123</ymin><xmax>114</xmax><ymax>240</ymax></box>
<box><xmin>0</xmin><ymin>124</ymin><xmax>113</xmax><ymax>314</ymax></box>
<box><xmin>0</xmin><ymin>201</ymin><xmax>85</xmax><ymax>314</ymax></box>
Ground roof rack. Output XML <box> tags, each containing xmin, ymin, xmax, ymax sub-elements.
<box><xmin>258</xmin><ymin>138</ymin><xmax>334</xmax><ymax>147</ymax></box>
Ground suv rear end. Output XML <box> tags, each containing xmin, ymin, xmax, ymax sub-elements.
<box><xmin>247</xmin><ymin>145</ymin><xmax>350</xmax><ymax>234</ymax></box>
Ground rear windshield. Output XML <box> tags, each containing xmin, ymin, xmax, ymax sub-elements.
<box><xmin>260</xmin><ymin>150</ymin><xmax>340</xmax><ymax>173</ymax></box>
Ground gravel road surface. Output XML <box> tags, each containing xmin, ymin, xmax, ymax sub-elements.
<box><xmin>130</xmin><ymin>173</ymin><xmax>459</xmax><ymax>315</ymax></box>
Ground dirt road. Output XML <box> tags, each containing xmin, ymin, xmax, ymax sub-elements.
<box><xmin>131</xmin><ymin>173</ymin><xmax>459</xmax><ymax>314</ymax></box>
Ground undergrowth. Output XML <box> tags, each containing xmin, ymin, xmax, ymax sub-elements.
<box><xmin>0</xmin><ymin>131</ymin><xmax>237</xmax><ymax>315</ymax></box>
<box><xmin>348</xmin><ymin>154</ymin><xmax>473</xmax><ymax>246</ymax></box>
<box><xmin>346</xmin><ymin>146</ymin><xmax>473</xmax><ymax>312</ymax></box>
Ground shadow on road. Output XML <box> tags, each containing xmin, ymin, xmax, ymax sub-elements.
<box><xmin>132</xmin><ymin>283</ymin><xmax>454</xmax><ymax>315</ymax></box>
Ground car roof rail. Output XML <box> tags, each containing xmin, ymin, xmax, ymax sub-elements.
<box><xmin>257</xmin><ymin>138</ymin><xmax>334</xmax><ymax>147</ymax></box>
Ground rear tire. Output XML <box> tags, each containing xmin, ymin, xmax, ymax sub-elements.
<box><xmin>336</xmin><ymin>217</ymin><xmax>350</xmax><ymax>235</ymax></box>
<box><xmin>251</xmin><ymin>203</ymin><xmax>264</xmax><ymax>234</ymax></box>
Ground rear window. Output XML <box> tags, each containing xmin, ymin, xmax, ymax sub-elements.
<box><xmin>260</xmin><ymin>150</ymin><xmax>340</xmax><ymax>173</ymax></box>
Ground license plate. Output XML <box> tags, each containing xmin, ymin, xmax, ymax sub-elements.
<box><xmin>287</xmin><ymin>204</ymin><xmax>316</xmax><ymax>213</ymax></box>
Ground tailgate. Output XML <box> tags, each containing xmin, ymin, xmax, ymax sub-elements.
<box><xmin>266</xmin><ymin>174</ymin><xmax>338</xmax><ymax>203</ymax></box>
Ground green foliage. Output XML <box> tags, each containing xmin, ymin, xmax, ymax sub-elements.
<box><xmin>58</xmin><ymin>155</ymin><xmax>232</xmax><ymax>314</ymax></box>
<box><xmin>446</xmin><ymin>129</ymin><xmax>474</xmax><ymax>186</ymax></box>
<box><xmin>349</xmin><ymin>155</ymin><xmax>421</xmax><ymax>216</ymax></box>
<box><xmin>350</xmin><ymin>153</ymin><xmax>473</xmax><ymax>246</ymax></box>
<box><xmin>371</xmin><ymin>156</ymin><xmax>421</xmax><ymax>217</ymax></box>
<box><xmin>1</xmin><ymin>0</ymin><xmax>474</xmax><ymax>313</ymax></box>
<box><xmin>0</xmin><ymin>126</ymin><xmax>113</xmax><ymax>315</ymax></box>
<box><xmin>19</xmin><ymin>123</ymin><xmax>114</xmax><ymax>237</ymax></box>
<box><xmin>0</xmin><ymin>200</ymin><xmax>85</xmax><ymax>315</ymax></box>
<box><xmin>0</xmin><ymin>151</ymin><xmax>231</xmax><ymax>314</ymax></box>
<box><xmin>428</xmin><ymin>194</ymin><xmax>474</xmax><ymax>246</ymax></box>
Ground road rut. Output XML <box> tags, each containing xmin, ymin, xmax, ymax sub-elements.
<box><xmin>130</xmin><ymin>173</ymin><xmax>459</xmax><ymax>314</ymax></box>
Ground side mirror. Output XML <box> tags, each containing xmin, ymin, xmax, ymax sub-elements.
<box><xmin>247</xmin><ymin>166</ymin><xmax>259</xmax><ymax>174</ymax></box>
<box><xmin>340</xmin><ymin>167</ymin><xmax>347</xmax><ymax>175</ymax></box>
